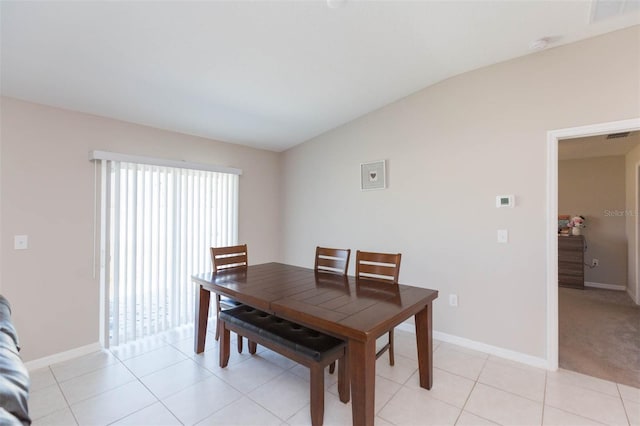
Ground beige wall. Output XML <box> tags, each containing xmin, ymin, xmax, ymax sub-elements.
<box><xmin>281</xmin><ymin>27</ymin><xmax>640</xmax><ymax>358</ymax></box>
<box><xmin>0</xmin><ymin>97</ymin><xmax>282</xmax><ymax>361</ymax></box>
<box><xmin>626</xmin><ymin>143</ymin><xmax>640</xmax><ymax>303</ymax></box>
<box><xmin>0</xmin><ymin>100</ymin><xmax>3</xmax><ymax>295</ymax></box>
<box><xmin>558</xmin><ymin>156</ymin><xmax>627</xmax><ymax>287</ymax></box>
<box><xmin>2</xmin><ymin>28</ymin><xmax>639</xmax><ymax>364</ymax></box>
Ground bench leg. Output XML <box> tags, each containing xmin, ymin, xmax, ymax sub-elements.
<box><xmin>237</xmin><ymin>335</ymin><xmax>243</xmax><ymax>353</ymax></box>
<box><xmin>248</xmin><ymin>340</ymin><xmax>257</xmax><ymax>354</ymax></box>
<box><xmin>214</xmin><ymin>294</ymin><xmax>221</xmax><ymax>341</ymax></box>
<box><xmin>338</xmin><ymin>353</ymin><xmax>350</xmax><ymax>403</ymax></box>
<box><xmin>219</xmin><ymin>321</ymin><xmax>231</xmax><ymax>368</ymax></box>
<box><xmin>309</xmin><ymin>365</ymin><xmax>324</xmax><ymax>426</ymax></box>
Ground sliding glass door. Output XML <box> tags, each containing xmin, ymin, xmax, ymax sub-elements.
<box><xmin>98</xmin><ymin>158</ymin><xmax>239</xmax><ymax>346</ymax></box>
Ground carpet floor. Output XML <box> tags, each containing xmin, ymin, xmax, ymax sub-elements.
<box><xmin>559</xmin><ymin>287</ymin><xmax>640</xmax><ymax>388</ymax></box>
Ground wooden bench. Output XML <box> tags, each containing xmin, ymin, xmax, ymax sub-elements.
<box><xmin>219</xmin><ymin>305</ymin><xmax>350</xmax><ymax>426</ymax></box>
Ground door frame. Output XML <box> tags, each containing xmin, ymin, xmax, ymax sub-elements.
<box><xmin>635</xmin><ymin>162</ymin><xmax>640</xmax><ymax>301</ymax></box>
<box><xmin>546</xmin><ymin>117</ymin><xmax>640</xmax><ymax>370</ymax></box>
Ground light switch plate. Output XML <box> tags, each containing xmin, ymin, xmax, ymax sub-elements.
<box><xmin>14</xmin><ymin>235</ymin><xmax>28</xmax><ymax>250</ymax></box>
<box><xmin>496</xmin><ymin>195</ymin><xmax>515</xmax><ymax>208</ymax></box>
<box><xmin>449</xmin><ymin>294</ymin><xmax>458</xmax><ymax>307</ymax></box>
<box><xmin>497</xmin><ymin>229</ymin><xmax>508</xmax><ymax>243</ymax></box>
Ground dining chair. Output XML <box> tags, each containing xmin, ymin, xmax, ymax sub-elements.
<box><xmin>211</xmin><ymin>244</ymin><xmax>248</xmax><ymax>353</ymax></box>
<box><xmin>314</xmin><ymin>246</ymin><xmax>351</xmax><ymax>276</ymax></box>
<box><xmin>355</xmin><ymin>250</ymin><xmax>402</xmax><ymax>366</ymax></box>
<box><xmin>315</xmin><ymin>246</ymin><xmax>350</xmax><ymax>374</ymax></box>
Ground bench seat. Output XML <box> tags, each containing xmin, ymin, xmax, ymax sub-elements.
<box><xmin>219</xmin><ymin>305</ymin><xmax>349</xmax><ymax>426</ymax></box>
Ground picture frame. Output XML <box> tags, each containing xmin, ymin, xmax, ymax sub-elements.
<box><xmin>361</xmin><ymin>160</ymin><xmax>386</xmax><ymax>190</ymax></box>
<box><xmin>558</xmin><ymin>215</ymin><xmax>570</xmax><ymax>235</ymax></box>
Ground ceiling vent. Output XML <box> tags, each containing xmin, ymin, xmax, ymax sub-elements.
<box><xmin>606</xmin><ymin>132</ymin><xmax>631</xmax><ymax>139</ymax></box>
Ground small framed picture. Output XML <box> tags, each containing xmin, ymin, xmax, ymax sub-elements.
<box><xmin>558</xmin><ymin>215</ymin><xmax>570</xmax><ymax>235</ymax></box>
<box><xmin>361</xmin><ymin>160</ymin><xmax>386</xmax><ymax>191</ymax></box>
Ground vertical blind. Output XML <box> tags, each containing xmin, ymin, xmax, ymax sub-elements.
<box><xmin>99</xmin><ymin>157</ymin><xmax>239</xmax><ymax>346</ymax></box>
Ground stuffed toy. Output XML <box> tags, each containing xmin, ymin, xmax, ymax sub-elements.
<box><xmin>569</xmin><ymin>216</ymin><xmax>585</xmax><ymax>228</ymax></box>
<box><xmin>568</xmin><ymin>215</ymin><xmax>585</xmax><ymax>235</ymax></box>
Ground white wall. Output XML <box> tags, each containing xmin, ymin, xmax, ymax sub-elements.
<box><xmin>559</xmin><ymin>156</ymin><xmax>627</xmax><ymax>287</ymax></box>
<box><xmin>626</xmin><ymin>143</ymin><xmax>640</xmax><ymax>303</ymax></box>
<box><xmin>281</xmin><ymin>27</ymin><xmax>640</xmax><ymax>359</ymax></box>
<box><xmin>0</xmin><ymin>97</ymin><xmax>282</xmax><ymax>361</ymax></box>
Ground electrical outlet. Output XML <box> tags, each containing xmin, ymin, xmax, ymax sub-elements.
<box><xmin>14</xmin><ymin>235</ymin><xmax>28</xmax><ymax>250</ymax></box>
<box><xmin>449</xmin><ymin>294</ymin><xmax>458</xmax><ymax>307</ymax></box>
<box><xmin>592</xmin><ymin>258</ymin><xmax>599</xmax><ymax>267</ymax></box>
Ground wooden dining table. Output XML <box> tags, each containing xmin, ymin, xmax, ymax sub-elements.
<box><xmin>192</xmin><ymin>262</ymin><xmax>438</xmax><ymax>426</ymax></box>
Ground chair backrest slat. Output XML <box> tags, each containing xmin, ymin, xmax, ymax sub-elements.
<box><xmin>314</xmin><ymin>246</ymin><xmax>351</xmax><ymax>276</ymax></box>
<box><xmin>355</xmin><ymin>250</ymin><xmax>401</xmax><ymax>284</ymax></box>
<box><xmin>211</xmin><ymin>244</ymin><xmax>248</xmax><ymax>272</ymax></box>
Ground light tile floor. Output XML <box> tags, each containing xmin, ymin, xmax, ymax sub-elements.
<box><xmin>28</xmin><ymin>324</ymin><xmax>639</xmax><ymax>426</ymax></box>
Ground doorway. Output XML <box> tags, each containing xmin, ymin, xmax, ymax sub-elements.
<box><xmin>557</xmin><ymin>135</ymin><xmax>640</xmax><ymax>387</ymax></box>
<box><xmin>546</xmin><ymin>118</ymin><xmax>640</xmax><ymax>376</ymax></box>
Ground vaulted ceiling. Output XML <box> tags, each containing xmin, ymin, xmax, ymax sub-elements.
<box><xmin>2</xmin><ymin>1</ymin><xmax>639</xmax><ymax>151</ymax></box>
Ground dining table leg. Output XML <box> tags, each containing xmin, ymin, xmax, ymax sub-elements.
<box><xmin>414</xmin><ymin>302</ymin><xmax>433</xmax><ymax>389</ymax></box>
<box><xmin>194</xmin><ymin>285</ymin><xmax>210</xmax><ymax>353</ymax></box>
<box><xmin>349</xmin><ymin>338</ymin><xmax>376</xmax><ymax>426</ymax></box>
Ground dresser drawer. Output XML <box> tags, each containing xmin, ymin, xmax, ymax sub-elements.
<box><xmin>558</xmin><ymin>236</ymin><xmax>585</xmax><ymax>249</ymax></box>
<box><xmin>559</xmin><ymin>262</ymin><xmax>584</xmax><ymax>275</ymax></box>
<box><xmin>559</xmin><ymin>252</ymin><xmax>583</xmax><ymax>263</ymax></box>
<box><xmin>558</xmin><ymin>235</ymin><xmax>584</xmax><ymax>289</ymax></box>
<box><xmin>559</xmin><ymin>274</ymin><xmax>584</xmax><ymax>288</ymax></box>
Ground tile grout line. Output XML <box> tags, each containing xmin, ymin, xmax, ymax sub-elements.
<box><xmin>456</xmin><ymin>355</ymin><xmax>481</xmax><ymax>424</ymax></box>
<box><xmin>545</xmin><ymin>375</ymin><xmax>626</xmax><ymax>425</ymax></box>
<box><xmin>30</xmin><ymin>353</ymin><xmax>122</xmax><ymax>423</ymax></box>
<box><xmin>48</xmin><ymin>350</ymin><xmax>119</xmax><ymax>382</ymax></box>
<box><xmin>161</xmin><ymin>334</ymin><xmax>312</xmax><ymax>424</ymax></box>
<box><xmin>49</xmin><ymin>365</ymin><xmax>81</xmax><ymax>426</ymax></box>
<box><xmin>456</xmin><ymin>378</ymin><xmax>497</xmax><ymax>425</ymax></box>
<box><xmin>474</xmin><ymin>361</ymin><xmax>617</xmax><ymax>425</ymax></box>
<box><xmin>53</xmin><ymin>359</ymin><xmax>136</xmax><ymax>405</ymax></box>
<box><xmin>191</xmin><ymin>352</ymin><xmax>303</xmax><ymax>425</ymax></box>
<box><xmin>283</xmin><ymin>398</ymin><xmax>317</xmax><ymax>425</ymax></box>
<box><xmin>476</xmin><ymin>381</ymin><xmax>545</xmax><ymax>405</ymax></box>
<box><xmin>475</xmin><ymin>357</ymin><xmax>548</xmax><ymax>404</ymax></box>
<box><xmin>617</xmin><ymin>383</ymin><xmax>633</xmax><ymax>426</ymax></box>
<box><xmin>373</xmin><ymin>367</ymin><xmax>407</xmax><ymax>423</ymax></box>
<box><xmin>244</xmin><ymin>366</ymin><xmax>314</xmax><ymax>423</ymax></box>
<box><xmin>49</xmin><ymin>346</ymin><xmax>182</xmax><ymax>425</ymax></box>
<box><xmin>545</xmin><ymin>405</ymin><xmax>615</xmax><ymax>425</ymax></box>
<box><xmin>547</xmin><ymin>374</ymin><xmax>629</xmax><ymax>399</ymax></box>
<box><xmin>106</xmin><ymin>349</ymin><xmax>184</xmax><ymax>426</ymax></box>
<box><xmin>35</xmin><ymin>327</ymin><xmax>640</xmax><ymax>426</ymax></box>
<box><xmin>103</xmin><ymin>400</ymin><xmax>166</xmax><ymax>426</ymax></box>
<box><xmin>394</xmin><ymin>341</ymin><xmax>477</xmax><ymax>424</ymax></box>
<box><xmin>220</xmin><ymin>367</ymin><xmax>299</xmax><ymax>425</ymax></box>
<box><xmin>453</xmin><ymin>356</ymin><xmax>498</xmax><ymax>425</ymax></box>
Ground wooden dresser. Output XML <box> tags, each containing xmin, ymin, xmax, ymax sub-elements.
<box><xmin>558</xmin><ymin>235</ymin><xmax>585</xmax><ymax>289</ymax></box>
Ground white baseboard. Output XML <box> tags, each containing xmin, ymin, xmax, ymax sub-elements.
<box><xmin>396</xmin><ymin>323</ymin><xmax>550</xmax><ymax>370</ymax></box>
<box><xmin>585</xmin><ymin>281</ymin><xmax>626</xmax><ymax>291</ymax></box>
<box><xmin>24</xmin><ymin>342</ymin><xmax>102</xmax><ymax>371</ymax></box>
